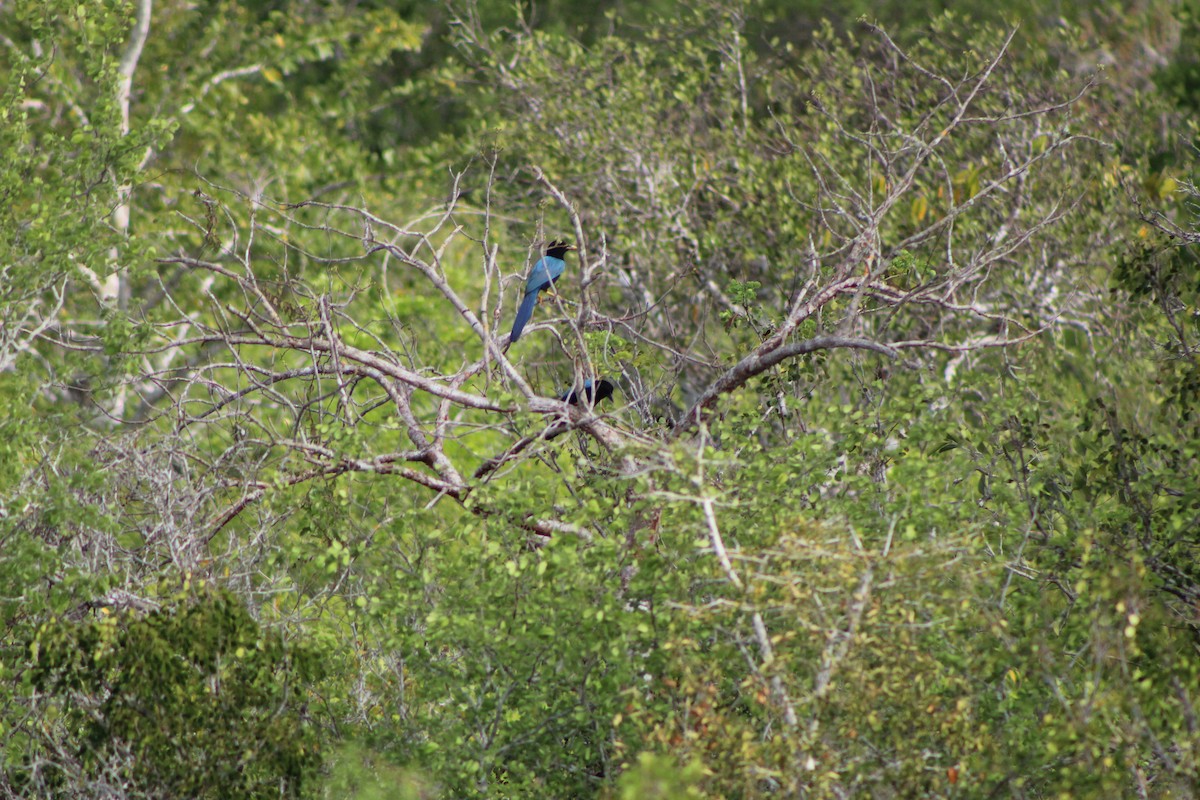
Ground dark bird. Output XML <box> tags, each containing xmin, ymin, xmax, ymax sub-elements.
<box><xmin>509</xmin><ymin>240</ymin><xmax>574</xmax><ymax>343</ymax></box>
<box><xmin>560</xmin><ymin>378</ymin><xmax>615</xmax><ymax>406</ymax></box>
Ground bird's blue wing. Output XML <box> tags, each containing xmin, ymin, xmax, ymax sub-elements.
<box><xmin>546</xmin><ymin>256</ymin><xmax>566</xmax><ymax>284</ymax></box>
<box><xmin>512</xmin><ymin>256</ymin><xmax>566</xmax><ymax>342</ymax></box>
<box><xmin>509</xmin><ymin>289</ymin><xmax>539</xmax><ymax>343</ymax></box>
<box><xmin>525</xmin><ymin>256</ymin><xmax>565</xmax><ymax>294</ymax></box>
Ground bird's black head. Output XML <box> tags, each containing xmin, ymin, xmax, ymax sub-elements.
<box><xmin>592</xmin><ymin>379</ymin><xmax>615</xmax><ymax>404</ymax></box>
<box><xmin>545</xmin><ymin>240</ymin><xmax>575</xmax><ymax>259</ymax></box>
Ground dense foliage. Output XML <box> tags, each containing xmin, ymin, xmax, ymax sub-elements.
<box><xmin>1</xmin><ymin>1</ymin><xmax>1198</xmax><ymax>798</ymax></box>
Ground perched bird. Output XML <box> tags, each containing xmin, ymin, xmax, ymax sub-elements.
<box><xmin>509</xmin><ymin>240</ymin><xmax>574</xmax><ymax>343</ymax></box>
<box><xmin>560</xmin><ymin>378</ymin><xmax>615</xmax><ymax>406</ymax></box>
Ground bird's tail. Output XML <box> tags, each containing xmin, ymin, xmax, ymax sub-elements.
<box><xmin>509</xmin><ymin>291</ymin><xmax>538</xmax><ymax>343</ymax></box>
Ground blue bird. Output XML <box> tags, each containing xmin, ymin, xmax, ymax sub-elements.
<box><xmin>509</xmin><ymin>240</ymin><xmax>574</xmax><ymax>343</ymax></box>
<box><xmin>560</xmin><ymin>378</ymin><xmax>615</xmax><ymax>406</ymax></box>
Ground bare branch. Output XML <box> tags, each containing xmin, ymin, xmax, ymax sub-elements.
<box><xmin>674</xmin><ymin>335</ymin><xmax>899</xmax><ymax>434</ymax></box>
